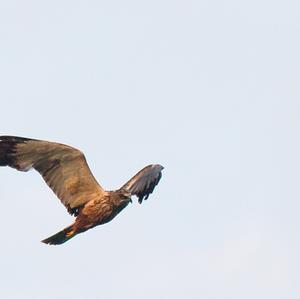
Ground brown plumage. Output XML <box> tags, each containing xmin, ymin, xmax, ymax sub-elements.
<box><xmin>0</xmin><ymin>136</ymin><xmax>163</xmax><ymax>245</ymax></box>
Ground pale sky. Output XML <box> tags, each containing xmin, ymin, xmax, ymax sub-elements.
<box><xmin>1</xmin><ymin>1</ymin><xmax>300</xmax><ymax>298</ymax></box>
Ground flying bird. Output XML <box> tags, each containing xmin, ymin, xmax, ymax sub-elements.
<box><xmin>0</xmin><ymin>136</ymin><xmax>163</xmax><ymax>245</ymax></box>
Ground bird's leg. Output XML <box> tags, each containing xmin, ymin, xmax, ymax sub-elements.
<box><xmin>66</xmin><ymin>230</ymin><xmax>75</xmax><ymax>238</ymax></box>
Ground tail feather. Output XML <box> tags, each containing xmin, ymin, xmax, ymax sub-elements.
<box><xmin>42</xmin><ymin>225</ymin><xmax>76</xmax><ymax>245</ymax></box>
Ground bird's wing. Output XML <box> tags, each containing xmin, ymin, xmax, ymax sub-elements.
<box><xmin>121</xmin><ymin>164</ymin><xmax>164</xmax><ymax>203</ymax></box>
<box><xmin>0</xmin><ymin>136</ymin><xmax>105</xmax><ymax>215</ymax></box>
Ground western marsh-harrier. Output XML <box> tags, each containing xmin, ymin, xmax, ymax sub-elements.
<box><xmin>0</xmin><ymin>136</ymin><xmax>163</xmax><ymax>245</ymax></box>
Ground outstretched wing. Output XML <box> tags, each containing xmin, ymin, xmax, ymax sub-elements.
<box><xmin>0</xmin><ymin>136</ymin><xmax>105</xmax><ymax>215</ymax></box>
<box><xmin>122</xmin><ymin>164</ymin><xmax>164</xmax><ymax>203</ymax></box>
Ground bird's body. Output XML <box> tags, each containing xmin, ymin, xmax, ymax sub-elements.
<box><xmin>0</xmin><ymin>136</ymin><xmax>163</xmax><ymax>245</ymax></box>
<box><xmin>43</xmin><ymin>190</ymin><xmax>132</xmax><ymax>244</ymax></box>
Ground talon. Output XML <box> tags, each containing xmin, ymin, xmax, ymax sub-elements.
<box><xmin>66</xmin><ymin>231</ymin><xmax>75</xmax><ymax>238</ymax></box>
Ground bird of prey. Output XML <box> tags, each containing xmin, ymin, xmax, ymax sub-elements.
<box><xmin>0</xmin><ymin>136</ymin><xmax>163</xmax><ymax>245</ymax></box>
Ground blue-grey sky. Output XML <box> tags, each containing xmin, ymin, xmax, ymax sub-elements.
<box><xmin>1</xmin><ymin>1</ymin><xmax>300</xmax><ymax>298</ymax></box>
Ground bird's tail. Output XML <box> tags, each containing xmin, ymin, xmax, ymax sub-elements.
<box><xmin>42</xmin><ymin>225</ymin><xmax>76</xmax><ymax>245</ymax></box>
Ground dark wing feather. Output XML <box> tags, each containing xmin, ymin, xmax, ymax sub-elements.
<box><xmin>122</xmin><ymin>164</ymin><xmax>164</xmax><ymax>203</ymax></box>
<box><xmin>0</xmin><ymin>136</ymin><xmax>105</xmax><ymax>215</ymax></box>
